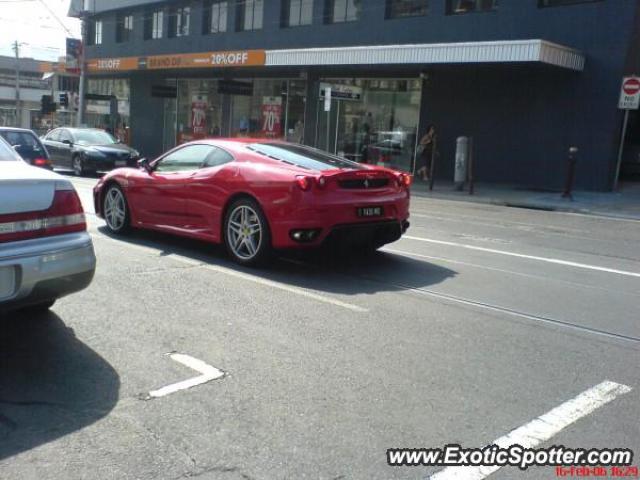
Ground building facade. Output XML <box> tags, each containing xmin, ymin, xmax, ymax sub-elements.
<box><xmin>71</xmin><ymin>0</ymin><xmax>640</xmax><ymax>191</ymax></box>
<box><xmin>0</xmin><ymin>56</ymin><xmax>79</xmax><ymax>133</ymax></box>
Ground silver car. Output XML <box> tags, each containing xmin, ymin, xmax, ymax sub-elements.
<box><xmin>0</xmin><ymin>137</ymin><xmax>96</xmax><ymax>314</ymax></box>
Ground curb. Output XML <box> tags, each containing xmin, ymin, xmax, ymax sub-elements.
<box><xmin>410</xmin><ymin>190</ymin><xmax>640</xmax><ymax>222</ymax></box>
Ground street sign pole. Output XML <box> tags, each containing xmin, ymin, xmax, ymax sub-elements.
<box><xmin>613</xmin><ymin>76</ymin><xmax>640</xmax><ymax>190</ymax></box>
<box><xmin>77</xmin><ymin>12</ymin><xmax>88</xmax><ymax>127</ymax></box>
<box><xmin>613</xmin><ymin>109</ymin><xmax>630</xmax><ymax>191</ymax></box>
<box><xmin>324</xmin><ymin>87</ymin><xmax>331</xmax><ymax>152</ymax></box>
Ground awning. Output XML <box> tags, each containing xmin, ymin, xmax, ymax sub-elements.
<box><xmin>265</xmin><ymin>40</ymin><xmax>585</xmax><ymax>72</ymax></box>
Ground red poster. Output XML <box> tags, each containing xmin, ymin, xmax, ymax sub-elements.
<box><xmin>191</xmin><ymin>100</ymin><xmax>207</xmax><ymax>135</ymax></box>
<box><xmin>261</xmin><ymin>103</ymin><xmax>282</xmax><ymax>138</ymax></box>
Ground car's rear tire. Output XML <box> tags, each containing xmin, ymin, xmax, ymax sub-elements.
<box><xmin>72</xmin><ymin>154</ymin><xmax>86</xmax><ymax>176</ymax></box>
<box><xmin>224</xmin><ymin>198</ymin><xmax>272</xmax><ymax>267</ymax></box>
<box><xmin>103</xmin><ymin>184</ymin><xmax>130</xmax><ymax>234</ymax></box>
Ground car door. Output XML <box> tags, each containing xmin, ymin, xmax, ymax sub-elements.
<box><xmin>127</xmin><ymin>144</ymin><xmax>210</xmax><ymax>230</ymax></box>
<box><xmin>43</xmin><ymin>129</ymin><xmax>61</xmax><ymax>166</ymax></box>
<box><xmin>184</xmin><ymin>146</ymin><xmax>236</xmax><ymax>237</ymax></box>
<box><xmin>57</xmin><ymin>129</ymin><xmax>74</xmax><ymax>169</ymax></box>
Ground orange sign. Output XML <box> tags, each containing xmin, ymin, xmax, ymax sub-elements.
<box><xmin>87</xmin><ymin>50</ymin><xmax>266</xmax><ymax>73</ymax></box>
<box><xmin>39</xmin><ymin>62</ymin><xmax>79</xmax><ymax>75</ymax></box>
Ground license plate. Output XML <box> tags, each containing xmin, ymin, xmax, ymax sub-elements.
<box><xmin>0</xmin><ymin>266</ymin><xmax>16</xmax><ymax>300</ymax></box>
<box><xmin>357</xmin><ymin>206</ymin><xmax>383</xmax><ymax>218</ymax></box>
<box><xmin>115</xmin><ymin>160</ymin><xmax>127</xmax><ymax>167</ymax></box>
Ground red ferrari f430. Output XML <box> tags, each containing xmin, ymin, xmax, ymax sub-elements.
<box><xmin>94</xmin><ymin>139</ymin><xmax>411</xmax><ymax>266</ymax></box>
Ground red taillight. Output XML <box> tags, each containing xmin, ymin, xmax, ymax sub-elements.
<box><xmin>33</xmin><ymin>158</ymin><xmax>51</xmax><ymax>168</ymax></box>
<box><xmin>397</xmin><ymin>173</ymin><xmax>412</xmax><ymax>188</ymax></box>
<box><xmin>0</xmin><ymin>183</ymin><xmax>86</xmax><ymax>243</ymax></box>
<box><xmin>296</xmin><ymin>175</ymin><xmax>313</xmax><ymax>191</ymax></box>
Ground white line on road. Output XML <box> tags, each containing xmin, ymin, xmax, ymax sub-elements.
<box><xmin>404</xmin><ymin>236</ymin><xmax>640</xmax><ymax>278</ymax></box>
<box><xmin>187</xmin><ymin>258</ymin><xmax>369</xmax><ymax>313</ymax></box>
<box><xmin>148</xmin><ymin>353</ymin><xmax>224</xmax><ymax>398</ymax></box>
<box><xmin>92</xmin><ymin>232</ymin><xmax>369</xmax><ymax>313</ymax></box>
<box><xmin>428</xmin><ymin>380</ymin><xmax>632</xmax><ymax>480</ymax></box>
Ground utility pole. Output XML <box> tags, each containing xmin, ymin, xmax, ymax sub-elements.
<box><xmin>12</xmin><ymin>40</ymin><xmax>21</xmax><ymax>127</ymax></box>
<box><xmin>77</xmin><ymin>11</ymin><xmax>88</xmax><ymax>127</ymax></box>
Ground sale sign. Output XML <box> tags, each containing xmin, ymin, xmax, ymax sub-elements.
<box><xmin>261</xmin><ymin>97</ymin><xmax>282</xmax><ymax>138</ymax></box>
<box><xmin>191</xmin><ymin>98</ymin><xmax>208</xmax><ymax>135</ymax></box>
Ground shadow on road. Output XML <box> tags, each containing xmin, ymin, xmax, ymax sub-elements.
<box><xmin>0</xmin><ymin>309</ymin><xmax>120</xmax><ymax>461</ymax></box>
<box><xmin>96</xmin><ymin>225</ymin><xmax>456</xmax><ymax>295</ymax></box>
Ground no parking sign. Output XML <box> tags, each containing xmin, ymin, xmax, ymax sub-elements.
<box><xmin>619</xmin><ymin>76</ymin><xmax>640</xmax><ymax>110</ymax></box>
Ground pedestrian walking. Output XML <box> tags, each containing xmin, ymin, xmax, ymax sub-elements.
<box><xmin>416</xmin><ymin>125</ymin><xmax>436</xmax><ymax>181</ymax></box>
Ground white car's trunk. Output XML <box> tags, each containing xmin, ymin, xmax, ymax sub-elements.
<box><xmin>0</xmin><ymin>161</ymin><xmax>65</xmax><ymax>215</ymax></box>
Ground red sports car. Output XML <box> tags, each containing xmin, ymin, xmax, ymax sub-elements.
<box><xmin>94</xmin><ymin>139</ymin><xmax>411</xmax><ymax>266</ymax></box>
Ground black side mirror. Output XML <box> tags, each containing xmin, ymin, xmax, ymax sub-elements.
<box><xmin>138</xmin><ymin>158</ymin><xmax>152</xmax><ymax>172</ymax></box>
<box><xmin>62</xmin><ymin>139</ymin><xmax>72</xmax><ymax>146</ymax></box>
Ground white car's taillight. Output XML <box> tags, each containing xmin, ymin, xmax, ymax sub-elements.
<box><xmin>0</xmin><ymin>182</ymin><xmax>86</xmax><ymax>243</ymax></box>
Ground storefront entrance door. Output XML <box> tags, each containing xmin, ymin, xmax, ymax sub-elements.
<box><xmin>315</xmin><ymin>79</ymin><xmax>422</xmax><ymax>173</ymax></box>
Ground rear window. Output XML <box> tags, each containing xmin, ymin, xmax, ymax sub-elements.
<box><xmin>0</xmin><ymin>136</ymin><xmax>23</xmax><ymax>161</ymax></box>
<box><xmin>0</xmin><ymin>131</ymin><xmax>39</xmax><ymax>148</ymax></box>
<box><xmin>247</xmin><ymin>143</ymin><xmax>365</xmax><ymax>171</ymax></box>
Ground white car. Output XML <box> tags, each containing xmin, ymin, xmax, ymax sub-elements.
<box><xmin>0</xmin><ymin>137</ymin><xmax>96</xmax><ymax>314</ymax></box>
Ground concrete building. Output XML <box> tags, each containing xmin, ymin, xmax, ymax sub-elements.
<box><xmin>70</xmin><ymin>0</ymin><xmax>640</xmax><ymax>190</ymax></box>
<box><xmin>0</xmin><ymin>55</ymin><xmax>80</xmax><ymax>134</ymax></box>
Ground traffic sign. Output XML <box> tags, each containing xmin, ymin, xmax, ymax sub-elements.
<box><xmin>619</xmin><ymin>76</ymin><xmax>640</xmax><ymax>110</ymax></box>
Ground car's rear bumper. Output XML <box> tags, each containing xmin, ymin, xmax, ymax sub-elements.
<box><xmin>323</xmin><ymin>219</ymin><xmax>409</xmax><ymax>249</ymax></box>
<box><xmin>269</xmin><ymin>191</ymin><xmax>410</xmax><ymax>249</ymax></box>
<box><xmin>0</xmin><ymin>232</ymin><xmax>96</xmax><ymax>313</ymax></box>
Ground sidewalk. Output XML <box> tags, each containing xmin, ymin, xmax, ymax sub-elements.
<box><xmin>410</xmin><ymin>181</ymin><xmax>640</xmax><ymax>221</ymax></box>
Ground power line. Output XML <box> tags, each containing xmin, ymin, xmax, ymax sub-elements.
<box><xmin>36</xmin><ymin>0</ymin><xmax>74</xmax><ymax>36</ymax></box>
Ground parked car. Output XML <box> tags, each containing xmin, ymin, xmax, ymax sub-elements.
<box><xmin>0</xmin><ymin>136</ymin><xmax>96</xmax><ymax>314</ymax></box>
<box><xmin>0</xmin><ymin>127</ymin><xmax>52</xmax><ymax>169</ymax></box>
<box><xmin>41</xmin><ymin>127</ymin><xmax>140</xmax><ymax>176</ymax></box>
<box><xmin>94</xmin><ymin>139</ymin><xmax>411</xmax><ymax>266</ymax></box>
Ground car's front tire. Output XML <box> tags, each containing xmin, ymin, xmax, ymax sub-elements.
<box><xmin>72</xmin><ymin>154</ymin><xmax>86</xmax><ymax>176</ymax></box>
<box><xmin>224</xmin><ymin>198</ymin><xmax>272</xmax><ymax>267</ymax></box>
<box><xmin>103</xmin><ymin>184</ymin><xmax>130</xmax><ymax>234</ymax></box>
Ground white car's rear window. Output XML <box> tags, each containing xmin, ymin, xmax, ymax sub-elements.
<box><xmin>0</xmin><ymin>136</ymin><xmax>23</xmax><ymax>161</ymax></box>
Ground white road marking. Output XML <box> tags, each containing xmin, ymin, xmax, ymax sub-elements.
<box><xmin>383</xmin><ymin>248</ymin><xmax>640</xmax><ymax>298</ymax></box>
<box><xmin>91</xmin><ymin>232</ymin><xmax>368</xmax><ymax>313</ymax></box>
<box><xmin>404</xmin><ymin>236</ymin><xmax>640</xmax><ymax>278</ymax></box>
<box><xmin>173</xmin><ymin>255</ymin><xmax>369</xmax><ymax>313</ymax></box>
<box><xmin>428</xmin><ymin>380</ymin><xmax>632</xmax><ymax>480</ymax></box>
<box><xmin>148</xmin><ymin>353</ymin><xmax>224</xmax><ymax>399</ymax></box>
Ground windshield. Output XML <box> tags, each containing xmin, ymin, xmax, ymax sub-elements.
<box><xmin>73</xmin><ymin>130</ymin><xmax>118</xmax><ymax>146</ymax></box>
<box><xmin>0</xmin><ymin>135</ymin><xmax>23</xmax><ymax>161</ymax></box>
<box><xmin>247</xmin><ymin>143</ymin><xmax>365</xmax><ymax>171</ymax></box>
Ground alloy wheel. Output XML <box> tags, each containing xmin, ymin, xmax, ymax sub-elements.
<box><xmin>73</xmin><ymin>156</ymin><xmax>83</xmax><ymax>176</ymax></box>
<box><xmin>226</xmin><ymin>205</ymin><xmax>263</xmax><ymax>260</ymax></box>
<box><xmin>104</xmin><ymin>187</ymin><xmax>127</xmax><ymax>232</ymax></box>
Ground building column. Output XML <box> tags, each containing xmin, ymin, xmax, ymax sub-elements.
<box><xmin>303</xmin><ymin>69</ymin><xmax>319</xmax><ymax>147</ymax></box>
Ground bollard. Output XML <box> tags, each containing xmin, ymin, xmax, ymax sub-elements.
<box><xmin>562</xmin><ymin>146</ymin><xmax>578</xmax><ymax>200</ymax></box>
<box><xmin>454</xmin><ymin>136</ymin><xmax>469</xmax><ymax>191</ymax></box>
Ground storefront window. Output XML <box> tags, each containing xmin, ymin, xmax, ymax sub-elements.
<box><xmin>0</xmin><ymin>108</ymin><xmax>17</xmax><ymax>127</ymax></box>
<box><xmin>86</xmin><ymin>78</ymin><xmax>131</xmax><ymax>141</ymax></box>
<box><xmin>317</xmin><ymin>78</ymin><xmax>421</xmax><ymax>172</ymax></box>
<box><xmin>176</xmin><ymin>78</ymin><xmax>306</xmax><ymax>144</ymax></box>
<box><xmin>177</xmin><ymin>79</ymin><xmax>224</xmax><ymax>143</ymax></box>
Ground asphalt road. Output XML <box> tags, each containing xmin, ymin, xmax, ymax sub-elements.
<box><xmin>1</xmin><ymin>175</ymin><xmax>639</xmax><ymax>480</ymax></box>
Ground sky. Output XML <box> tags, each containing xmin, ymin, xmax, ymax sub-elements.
<box><xmin>0</xmin><ymin>0</ymin><xmax>81</xmax><ymax>61</ymax></box>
